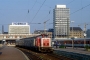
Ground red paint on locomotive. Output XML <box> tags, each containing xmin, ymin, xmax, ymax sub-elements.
<box><xmin>35</xmin><ymin>37</ymin><xmax>41</xmax><ymax>47</ymax></box>
<box><xmin>43</xmin><ymin>39</ymin><xmax>49</xmax><ymax>46</ymax></box>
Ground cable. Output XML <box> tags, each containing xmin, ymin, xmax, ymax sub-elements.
<box><xmin>30</xmin><ymin>0</ymin><xmax>46</xmax><ymax>23</ymax></box>
<box><xmin>80</xmin><ymin>0</ymin><xmax>83</xmax><ymax>23</ymax></box>
<box><xmin>67</xmin><ymin>0</ymin><xmax>75</xmax><ymax>5</ymax></box>
<box><xmin>29</xmin><ymin>0</ymin><xmax>37</xmax><ymax>12</ymax></box>
<box><xmin>34</xmin><ymin>1</ymin><xmax>52</xmax><ymax>9</ymax></box>
<box><xmin>24</xmin><ymin>0</ymin><xmax>37</xmax><ymax>23</ymax></box>
<box><xmin>35</xmin><ymin>3</ymin><xmax>90</xmax><ymax>31</ymax></box>
<box><xmin>41</xmin><ymin>10</ymin><xmax>51</xmax><ymax>21</ymax></box>
<box><xmin>70</xmin><ymin>3</ymin><xmax>90</xmax><ymax>15</ymax></box>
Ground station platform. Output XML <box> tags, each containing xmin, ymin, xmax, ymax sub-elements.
<box><xmin>0</xmin><ymin>45</ymin><xmax>29</xmax><ymax>60</ymax></box>
<box><xmin>54</xmin><ymin>47</ymin><xmax>90</xmax><ymax>55</ymax></box>
<box><xmin>54</xmin><ymin>47</ymin><xmax>90</xmax><ymax>60</ymax></box>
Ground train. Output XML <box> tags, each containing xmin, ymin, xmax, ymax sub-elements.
<box><xmin>16</xmin><ymin>34</ymin><xmax>53</xmax><ymax>52</ymax></box>
<box><xmin>53</xmin><ymin>38</ymin><xmax>90</xmax><ymax>48</ymax></box>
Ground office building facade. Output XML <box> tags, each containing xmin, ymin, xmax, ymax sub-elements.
<box><xmin>9</xmin><ymin>22</ymin><xmax>30</xmax><ymax>34</ymax></box>
<box><xmin>53</xmin><ymin>5</ymin><xmax>70</xmax><ymax>38</ymax></box>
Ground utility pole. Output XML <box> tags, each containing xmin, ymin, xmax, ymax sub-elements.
<box><xmin>43</xmin><ymin>19</ymin><xmax>50</xmax><ymax>34</ymax></box>
<box><xmin>83</xmin><ymin>23</ymin><xmax>88</xmax><ymax>47</ymax></box>
<box><xmin>71</xmin><ymin>21</ymin><xmax>75</xmax><ymax>49</ymax></box>
<box><xmin>78</xmin><ymin>23</ymin><xmax>88</xmax><ymax>47</ymax></box>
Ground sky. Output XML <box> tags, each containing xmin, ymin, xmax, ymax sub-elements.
<box><xmin>0</xmin><ymin>0</ymin><xmax>90</xmax><ymax>33</ymax></box>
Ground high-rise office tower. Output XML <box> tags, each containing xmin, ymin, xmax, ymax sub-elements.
<box><xmin>53</xmin><ymin>5</ymin><xmax>70</xmax><ymax>38</ymax></box>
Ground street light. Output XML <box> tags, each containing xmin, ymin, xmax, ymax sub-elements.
<box><xmin>71</xmin><ymin>21</ymin><xmax>75</xmax><ymax>48</ymax></box>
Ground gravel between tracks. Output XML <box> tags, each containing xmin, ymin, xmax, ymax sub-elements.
<box><xmin>17</xmin><ymin>47</ymin><xmax>75</xmax><ymax>60</ymax></box>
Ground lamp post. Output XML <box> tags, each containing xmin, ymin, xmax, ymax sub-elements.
<box><xmin>71</xmin><ymin>21</ymin><xmax>74</xmax><ymax>48</ymax></box>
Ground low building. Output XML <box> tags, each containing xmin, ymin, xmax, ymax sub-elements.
<box><xmin>34</xmin><ymin>30</ymin><xmax>52</xmax><ymax>38</ymax></box>
<box><xmin>50</xmin><ymin>27</ymin><xmax>84</xmax><ymax>38</ymax></box>
<box><xmin>69</xmin><ymin>27</ymin><xmax>84</xmax><ymax>38</ymax></box>
<box><xmin>34</xmin><ymin>27</ymin><xmax>84</xmax><ymax>39</ymax></box>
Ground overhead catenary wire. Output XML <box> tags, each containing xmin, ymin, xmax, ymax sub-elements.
<box><xmin>45</xmin><ymin>1</ymin><xmax>90</xmax><ymax>30</ymax></box>
<box><xmin>29</xmin><ymin>1</ymin><xmax>90</xmax><ymax>32</ymax></box>
<box><xmin>34</xmin><ymin>0</ymin><xmax>52</xmax><ymax>9</ymax></box>
<box><xmin>43</xmin><ymin>0</ymin><xmax>75</xmax><ymax>29</ymax></box>
<box><xmin>28</xmin><ymin>10</ymin><xmax>51</xmax><ymax>31</ymax></box>
<box><xmin>29</xmin><ymin>0</ymin><xmax>37</xmax><ymax>12</ymax></box>
<box><xmin>29</xmin><ymin>0</ymin><xmax>75</xmax><ymax>24</ymax></box>
<box><xmin>70</xmin><ymin>3</ymin><xmax>90</xmax><ymax>15</ymax></box>
<box><xmin>27</xmin><ymin>0</ymin><xmax>37</xmax><ymax>14</ymax></box>
<box><xmin>41</xmin><ymin>10</ymin><xmax>51</xmax><ymax>21</ymax></box>
<box><xmin>67</xmin><ymin>0</ymin><xmax>75</xmax><ymax>5</ymax></box>
<box><xmin>30</xmin><ymin>0</ymin><xmax>46</xmax><ymax>23</ymax></box>
<box><xmin>41</xmin><ymin>0</ymin><xmax>76</xmax><ymax>30</ymax></box>
<box><xmin>34</xmin><ymin>1</ymin><xmax>87</xmax><ymax>30</ymax></box>
<box><xmin>33</xmin><ymin>0</ymin><xmax>90</xmax><ymax>30</ymax></box>
<box><xmin>24</xmin><ymin>0</ymin><xmax>37</xmax><ymax>24</ymax></box>
<box><xmin>35</xmin><ymin>10</ymin><xmax>52</xmax><ymax>29</ymax></box>
<box><xmin>80</xmin><ymin>0</ymin><xmax>83</xmax><ymax>23</ymax></box>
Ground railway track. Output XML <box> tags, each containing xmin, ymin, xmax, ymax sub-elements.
<box><xmin>16</xmin><ymin>47</ymin><xmax>75</xmax><ymax>60</ymax></box>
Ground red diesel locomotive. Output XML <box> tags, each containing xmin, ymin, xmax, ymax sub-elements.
<box><xmin>16</xmin><ymin>34</ymin><xmax>53</xmax><ymax>52</ymax></box>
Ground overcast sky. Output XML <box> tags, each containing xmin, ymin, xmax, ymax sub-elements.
<box><xmin>0</xmin><ymin>0</ymin><xmax>90</xmax><ymax>33</ymax></box>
